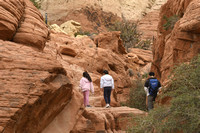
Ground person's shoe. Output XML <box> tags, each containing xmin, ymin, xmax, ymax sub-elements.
<box><xmin>105</xmin><ymin>104</ymin><xmax>110</xmax><ymax>108</ymax></box>
<box><xmin>86</xmin><ymin>105</ymin><xmax>92</xmax><ymax>107</ymax></box>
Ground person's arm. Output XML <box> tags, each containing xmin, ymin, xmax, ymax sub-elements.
<box><xmin>100</xmin><ymin>77</ymin><xmax>103</xmax><ymax>89</ymax></box>
<box><xmin>111</xmin><ymin>78</ymin><xmax>114</xmax><ymax>89</ymax></box>
<box><xmin>79</xmin><ymin>78</ymin><xmax>83</xmax><ymax>91</ymax></box>
<box><xmin>90</xmin><ymin>82</ymin><xmax>94</xmax><ymax>94</ymax></box>
<box><xmin>144</xmin><ymin>79</ymin><xmax>149</xmax><ymax>96</ymax></box>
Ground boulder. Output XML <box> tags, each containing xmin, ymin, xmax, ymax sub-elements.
<box><xmin>0</xmin><ymin>0</ymin><xmax>49</xmax><ymax>49</ymax></box>
<box><xmin>60</xmin><ymin>20</ymin><xmax>81</xmax><ymax>37</ymax></box>
<box><xmin>50</xmin><ymin>24</ymin><xmax>68</xmax><ymax>34</ymax></box>
<box><xmin>71</xmin><ymin>107</ymin><xmax>146</xmax><ymax>133</ymax></box>
<box><xmin>94</xmin><ymin>31</ymin><xmax>127</xmax><ymax>54</ymax></box>
<box><xmin>0</xmin><ymin>40</ymin><xmax>73</xmax><ymax>133</ymax></box>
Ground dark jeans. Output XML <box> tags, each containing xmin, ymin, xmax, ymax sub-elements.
<box><xmin>104</xmin><ymin>87</ymin><xmax>112</xmax><ymax>104</ymax></box>
<box><xmin>148</xmin><ymin>95</ymin><xmax>157</xmax><ymax>111</ymax></box>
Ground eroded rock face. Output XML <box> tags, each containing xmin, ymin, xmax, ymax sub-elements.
<box><xmin>152</xmin><ymin>0</ymin><xmax>200</xmax><ymax>83</ymax></box>
<box><xmin>0</xmin><ymin>40</ymin><xmax>74</xmax><ymax>133</ymax></box>
<box><xmin>0</xmin><ymin>1</ymin><xmax>151</xmax><ymax>130</ymax></box>
<box><xmin>47</xmin><ymin>31</ymin><xmax>132</xmax><ymax>107</ymax></box>
<box><xmin>40</xmin><ymin>0</ymin><xmax>164</xmax><ymax>21</ymax></box>
<box><xmin>0</xmin><ymin>0</ymin><xmax>48</xmax><ymax>49</ymax></box>
<box><xmin>137</xmin><ymin>0</ymin><xmax>167</xmax><ymax>40</ymax></box>
<box><xmin>71</xmin><ymin>107</ymin><xmax>146</xmax><ymax>133</ymax></box>
<box><xmin>0</xmin><ymin>29</ymin><xmax>149</xmax><ymax>133</ymax></box>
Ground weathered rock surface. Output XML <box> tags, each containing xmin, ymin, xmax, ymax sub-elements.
<box><xmin>0</xmin><ymin>1</ymin><xmax>153</xmax><ymax>131</ymax></box>
<box><xmin>0</xmin><ymin>26</ymin><xmax>150</xmax><ymax>133</ymax></box>
<box><xmin>137</xmin><ymin>0</ymin><xmax>167</xmax><ymax>40</ymax></box>
<box><xmin>0</xmin><ymin>40</ymin><xmax>75</xmax><ymax>133</ymax></box>
<box><xmin>71</xmin><ymin>107</ymin><xmax>146</xmax><ymax>133</ymax></box>
<box><xmin>0</xmin><ymin>0</ymin><xmax>48</xmax><ymax>49</ymax></box>
<box><xmin>47</xmin><ymin>31</ymin><xmax>131</xmax><ymax>106</ymax></box>
<box><xmin>152</xmin><ymin>0</ymin><xmax>200</xmax><ymax>83</ymax></box>
<box><xmin>40</xmin><ymin>0</ymin><xmax>166</xmax><ymax>21</ymax></box>
<box><xmin>60</xmin><ymin>20</ymin><xmax>81</xmax><ymax>37</ymax></box>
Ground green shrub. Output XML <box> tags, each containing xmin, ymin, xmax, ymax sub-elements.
<box><xmin>109</xmin><ymin>21</ymin><xmax>142</xmax><ymax>51</ymax></box>
<box><xmin>30</xmin><ymin>0</ymin><xmax>40</xmax><ymax>9</ymax></box>
<box><xmin>163</xmin><ymin>15</ymin><xmax>180</xmax><ymax>31</ymax></box>
<box><xmin>136</xmin><ymin>39</ymin><xmax>151</xmax><ymax>50</ymax></box>
<box><xmin>127</xmin><ymin>55</ymin><xmax>200</xmax><ymax>133</ymax></box>
<box><xmin>128</xmin><ymin>68</ymin><xmax>134</xmax><ymax>77</ymax></box>
<box><xmin>127</xmin><ymin>79</ymin><xmax>147</xmax><ymax>111</ymax></box>
<box><xmin>74</xmin><ymin>29</ymin><xmax>91</xmax><ymax>37</ymax></box>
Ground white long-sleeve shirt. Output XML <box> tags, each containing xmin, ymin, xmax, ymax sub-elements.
<box><xmin>100</xmin><ymin>74</ymin><xmax>114</xmax><ymax>89</ymax></box>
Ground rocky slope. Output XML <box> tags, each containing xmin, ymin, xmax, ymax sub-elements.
<box><xmin>0</xmin><ymin>1</ymin><xmax>151</xmax><ymax>132</ymax></box>
<box><xmin>137</xmin><ymin>0</ymin><xmax>167</xmax><ymax>40</ymax></box>
<box><xmin>151</xmin><ymin>0</ymin><xmax>200</xmax><ymax>83</ymax></box>
<box><xmin>40</xmin><ymin>0</ymin><xmax>165</xmax><ymax>22</ymax></box>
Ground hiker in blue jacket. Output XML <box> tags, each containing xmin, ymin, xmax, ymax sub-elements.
<box><xmin>144</xmin><ymin>72</ymin><xmax>161</xmax><ymax>111</ymax></box>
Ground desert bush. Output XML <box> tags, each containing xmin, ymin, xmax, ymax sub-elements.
<box><xmin>74</xmin><ymin>29</ymin><xmax>91</xmax><ymax>37</ymax></box>
<box><xmin>109</xmin><ymin>21</ymin><xmax>142</xmax><ymax>51</ymax></box>
<box><xmin>136</xmin><ymin>39</ymin><xmax>151</xmax><ymax>50</ymax></box>
<box><xmin>128</xmin><ymin>68</ymin><xmax>134</xmax><ymax>77</ymax></box>
<box><xmin>163</xmin><ymin>15</ymin><xmax>180</xmax><ymax>30</ymax></box>
<box><xmin>127</xmin><ymin>78</ymin><xmax>147</xmax><ymax>111</ymax></box>
<box><xmin>127</xmin><ymin>55</ymin><xmax>200</xmax><ymax>133</ymax></box>
<box><xmin>30</xmin><ymin>0</ymin><xmax>40</xmax><ymax>9</ymax></box>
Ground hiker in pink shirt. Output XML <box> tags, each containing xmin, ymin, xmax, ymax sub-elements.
<box><xmin>79</xmin><ymin>71</ymin><xmax>94</xmax><ymax>107</ymax></box>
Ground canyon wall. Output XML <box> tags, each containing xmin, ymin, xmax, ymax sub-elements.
<box><xmin>152</xmin><ymin>0</ymin><xmax>200</xmax><ymax>83</ymax></box>
<box><xmin>0</xmin><ymin>1</ymin><xmax>150</xmax><ymax>132</ymax></box>
<box><xmin>40</xmin><ymin>0</ymin><xmax>163</xmax><ymax>21</ymax></box>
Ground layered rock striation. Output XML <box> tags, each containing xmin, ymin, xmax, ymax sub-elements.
<box><xmin>0</xmin><ymin>40</ymin><xmax>75</xmax><ymax>133</ymax></box>
<box><xmin>0</xmin><ymin>0</ymin><xmax>48</xmax><ymax>49</ymax></box>
<box><xmin>152</xmin><ymin>0</ymin><xmax>200</xmax><ymax>83</ymax></box>
<box><xmin>0</xmin><ymin>1</ymin><xmax>153</xmax><ymax>132</ymax></box>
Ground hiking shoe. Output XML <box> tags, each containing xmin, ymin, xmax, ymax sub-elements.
<box><xmin>105</xmin><ymin>104</ymin><xmax>110</xmax><ymax>108</ymax></box>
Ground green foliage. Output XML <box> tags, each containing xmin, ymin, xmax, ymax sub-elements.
<box><xmin>136</xmin><ymin>39</ymin><xmax>151</xmax><ymax>50</ymax></box>
<box><xmin>127</xmin><ymin>79</ymin><xmax>147</xmax><ymax>111</ymax></box>
<box><xmin>74</xmin><ymin>29</ymin><xmax>91</xmax><ymax>37</ymax></box>
<box><xmin>127</xmin><ymin>55</ymin><xmax>200</xmax><ymax>133</ymax></box>
<box><xmin>109</xmin><ymin>21</ymin><xmax>142</xmax><ymax>51</ymax></box>
<box><xmin>128</xmin><ymin>68</ymin><xmax>134</xmax><ymax>77</ymax></box>
<box><xmin>163</xmin><ymin>15</ymin><xmax>180</xmax><ymax>31</ymax></box>
<box><xmin>30</xmin><ymin>0</ymin><xmax>40</xmax><ymax>9</ymax></box>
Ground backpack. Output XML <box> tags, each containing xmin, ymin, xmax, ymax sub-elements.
<box><xmin>148</xmin><ymin>79</ymin><xmax>159</xmax><ymax>96</ymax></box>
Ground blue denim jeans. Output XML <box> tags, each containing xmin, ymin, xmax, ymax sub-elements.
<box><xmin>104</xmin><ymin>87</ymin><xmax>112</xmax><ymax>104</ymax></box>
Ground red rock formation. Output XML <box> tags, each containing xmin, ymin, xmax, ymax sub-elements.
<box><xmin>52</xmin><ymin>6</ymin><xmax>121</xmax><ymax>33</ymax></box>
<box><xmin>0</xmin><ymin>29</ymin><xmax>149</xmax><ymax>132</ymax></box>
<box><xmin>71</xmin><ymin>107</ymin><xmax>146</xmax><ymax>133</ymax></box>
<box><xmin>0</xmin><ymin>0</ymin><xmax>48</xmax><ymax>49</ymax></box>
<box><xmin>0</xmin><ymin>40</ymin><xmax>76</xmax><ymax>132</ymax></box>
<box><xmin>47</xmin><ymin>31</ymin><xmax>132</xmax><ymax>107</ymax></box>
<box><xmin>152</xmin><ymin>0</ymin><xmax>200</xmax><ymax>83</ymax></box>
<box><xmin>0</xmin><ymin>1</ymin><xmax>151</xmax><ymax>131</ymax></box>
<box><xmin>138</xmin><ymin>11</ymin><xmax>160</xmax><ymax>40</ymax></box>
<box><xmin>94</xmin><ymin>31</ymin><xmax>127</xmax><ymax>54</ymax></box>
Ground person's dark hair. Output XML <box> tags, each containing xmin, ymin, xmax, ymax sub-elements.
<box><xmin>83</xmin><ymin>71</ymin><xmax>92</xmax><ymax>82</ymax></box>
<box><xmin>103</xmin><ymin>70</ymin><xmax>109</xmax><ymax>74</ymax></box>
<box><xmin>149</xmin><ymin>72</ymin><xmax>155</xmax><ymax>76</ymax></box>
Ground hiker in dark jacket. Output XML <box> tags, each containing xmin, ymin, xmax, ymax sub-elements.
<box><xmin>144</xmin><ymin>72</ymin><xmax>161</xmax><ymax>111</ymax></box>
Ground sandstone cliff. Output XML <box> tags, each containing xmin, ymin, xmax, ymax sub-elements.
<box><xmin>138</xmin><ymin>0</ymin><xmax>167</xmax><ymax>40</ymax></box>
<box><xmin>40</xmin><ymin>0</ymin><xmax>166</xmax><ymax>22</ymax></box>
<box><xmin>0</xmin><ymin>1</ymin><xmax>152</xmax><ymax>132</ymax></box>
<box><xmin>152</xmin><ymin>0</ymin><xmax>200</xmax><ymax>83</ymax></box>
<box><xmin>0</xmin><ymin>0</ymin><xmax>48</xmax><ymax>49</ymax></box>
